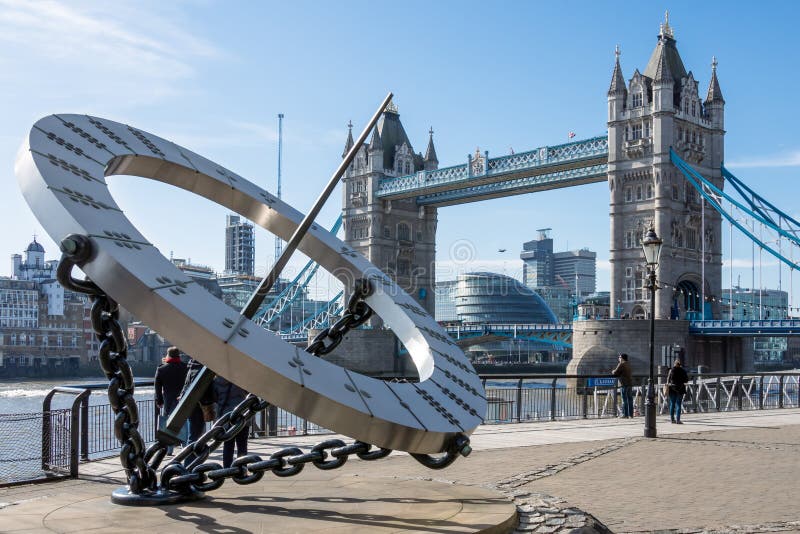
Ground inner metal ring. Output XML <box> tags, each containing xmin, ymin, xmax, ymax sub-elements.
<box><xmin>15</xmin><ymin>114</ymin><xmax>486</xmax><ymax>453</ymax></box>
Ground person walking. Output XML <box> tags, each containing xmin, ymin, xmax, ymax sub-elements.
<box><xmin>666</xmin><ymin>359</ymin><xmax>690</xmax><ymax>424</ymax></box>
<box><xmin>612</xmin><ymin>353</ymin><xmax>634</xmax><ymax>418</ymax></box>
<box><xmin>154</xmin><ymin>347</ymin><xmax>187</xmax><ymax>455</ymax></box>
<box><xmin>213</xmin><ymin>376</ymin><xmax>251</xmax><ymax>468</ymax></box>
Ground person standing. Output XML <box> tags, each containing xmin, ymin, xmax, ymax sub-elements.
<box><xmin>612</xmin><ymin>353</ymin><xmax>634</xmax><ymax>418</ymax></box>
<box><xmin>666</xmin><ymin>359</ymin><xmax>690</xmax><ymax>424</ymax></box>
<box><xmin>213</xmin><ymin>376</ymin><xmax>250</xmax><ymax>468</ymax></box>
<box><xmin>154</xmin><ymin>347</ymin><xmax>187</xmax><ymax>455</ymax></box>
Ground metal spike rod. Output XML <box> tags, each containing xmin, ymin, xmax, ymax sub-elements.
<box><xmin>241</xmin><ymin>92</ymin><xmax>393</xmax><ymax>319</ymax></box>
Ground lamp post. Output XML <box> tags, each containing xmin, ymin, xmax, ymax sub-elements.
<box><xmin>641</xmin><ymin>226</ymin><xmax>663</xmax><ymax>439</ymax></box>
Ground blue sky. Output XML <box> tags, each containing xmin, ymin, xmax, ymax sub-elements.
<box><xmin>1</xmin><ymin>1</ymin><xmax>799</xmax><ymax>304</ymax></box>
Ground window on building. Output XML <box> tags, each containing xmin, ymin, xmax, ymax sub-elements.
<box><xmin>624</xmin><ymin>279</ymin><xmax>636</xmax><ymax>302</ymax></box>
<box><xmin>646</xmin><ymin>183</ymin><xmax>653</xmax><ymax>199</ymax></box>
<box><xmin>383</xmin><ymin>226</ymin><xmax>390</xmax><ymax>238</ymax></box>
<box><xmin>416</xmin><ymin>231</ymin><xmax>423</xmax><ymax>242</ymax></box>
<box><xmin>645</xmin><ymin>122</ymin><xmax>651</xmax><ymax>138</ymax></box>
<box><xmin>397</xmin><ymin>260</ymin><xmax>410</xmax><ymax>276</ymax></box>
<box><xmin>625</xmin><ymin>266</ymin><xmax>633</xmax><ymax>278</ymax></box>
<box><xmin>691</xmin><ymin>101</ymin><xmax>696</xmax><ymax>116</ymax></box>
<box><xmin>636</xmin><ymin>186</ymin><xmax>642</xmax><ymax>201</ymax></box>
<box><xmin>672</xmin><ymin>185</ymin><xmax>679</xmax><ymax>201</ymax></box>
<box><xmin>625</xmin><ymin>187</ymin><xmax>632</xmax><ymax>202</ymax></box>
<box><xmin>398</xmin><ymin>224</ymin><xmax>411</xmax><ymax>241</ymax></box>
<box><xmin>632</xmin><ymin>92</ymin><xmax>643</xmax><ymax>108</ymax></box>
<box><xmin>631</xmin><ymin>124</ymin><xmax>642</xmax><ymax>140</ymax></box>
<box><xmin>686</xmin><ymin>228</ymin><xmax>697</xmax><ymax>249</ymax></box>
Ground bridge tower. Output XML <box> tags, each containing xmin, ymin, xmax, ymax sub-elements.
<box><xmin>341</xmin><ymin>103</ymin><xmax>439</xmax><ymax>320</ymax></box>
<box><xmin>608</xmin><ymin>14</ymin><xmax>725</xmax><ymax>321</ymax></box>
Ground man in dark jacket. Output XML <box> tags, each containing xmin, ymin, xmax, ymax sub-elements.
<box><xmin>612</xmin><ymin>353</ymin><xmax>634</xmax><ymax>418</ymax></box>
<box><xmin>154</xmin><ymin>347</ymin><xmax>187</xmax><ymax>454</ymax></box>
<box><xmin>667</xmin><ymin>359</ymin><xmax>690</xmax><ymax>424</ymax></box>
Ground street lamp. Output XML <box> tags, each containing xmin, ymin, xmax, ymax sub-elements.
<box><xmin>641</xmin><ymin>225</ymin><xmax>663</xmax><ymax>438</ymax></box>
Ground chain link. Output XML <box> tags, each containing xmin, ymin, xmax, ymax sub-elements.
<box><xmin>58</xmin><ymin>237</ymin><xmax>466</xmax><ymax>499</ymax></box>
<box><xmin>306</xmin><ymin>278</ymin><xmax>373</xmax><ymax>356</ymax></box>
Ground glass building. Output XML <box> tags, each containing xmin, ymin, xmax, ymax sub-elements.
<box><xmin>455</xmin><ymin>272</ymin><xmax>557</xmax><ymax>324</ymax></box>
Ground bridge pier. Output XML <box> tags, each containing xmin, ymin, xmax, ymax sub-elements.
<box><xmin>569</xmin><ymin>319</ymin><xmax>752</xmax><ymax>377</ymax></box>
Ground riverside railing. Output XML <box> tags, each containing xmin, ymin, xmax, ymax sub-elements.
<box><xmin>1</xmin><ymin>371</ymin><xmax>797</xmax><ymax>486</ymax></box>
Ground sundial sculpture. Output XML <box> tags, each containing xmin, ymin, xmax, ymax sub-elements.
<box><xmin>15</xmin><ymin>95</ymin><xmax>486</xmax><ymax>504</ymax></box>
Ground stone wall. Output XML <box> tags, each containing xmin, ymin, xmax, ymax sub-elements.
<box><xmin>310</xmin><ymin>329</ymin><xmax>417</xmax><ymax>379</ymax></box>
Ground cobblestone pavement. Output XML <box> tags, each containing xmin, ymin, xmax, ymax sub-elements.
<box><xmin>3</xmin><ymin>410</ymin><xmax>799</xmax><ymax>533</ymax></box>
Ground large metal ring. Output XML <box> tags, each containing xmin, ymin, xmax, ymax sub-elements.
<box><xmin>16</xmin><ymin>114</ymin><xmax>486</xmax><ymax>453</ymax></box>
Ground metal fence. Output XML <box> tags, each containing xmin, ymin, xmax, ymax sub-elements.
<box><xmin>480</xmin><ymin>372</ymin><xmax>800</xmax><ymax>423</ymax></box>
<box><xmin>1</xmin><ymin>371</ymin><xmax>798</xmax><ymax>486</ymax></box>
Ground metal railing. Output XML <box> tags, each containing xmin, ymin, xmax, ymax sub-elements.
<box><xmin>479</xmin><ymin>372</ymin><xmax>800</xmax><ymax>423</ymax></box>
<box><xmin>1</xmin><ymin>370</ymin><xmax>797</xmax><ymax>486</ymax></box>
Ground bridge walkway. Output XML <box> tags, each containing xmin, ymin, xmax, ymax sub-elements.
<box><xmin>2</xmin><ymin>409</ymin><xmax>799</xmax><ymax>533</ymax></box>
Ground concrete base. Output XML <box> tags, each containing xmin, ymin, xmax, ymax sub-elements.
<box><xmin>2</xmin><ymin>474</ymin><xmax>517</xmax><ymax>533</ymax></box>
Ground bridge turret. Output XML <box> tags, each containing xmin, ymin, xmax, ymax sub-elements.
<box><xmin>424</xmin><ymin>127</ymin><xmax>439</xmax><ymax>171</ymax></box>
<box><xmin>607</xmin><ymin>45</ymin><xmax>627</xmax><ymax>121</ymax></box>
<box><xmin>704</xmin><ymin>57</ymin><xmax>725</xmax><ymax>169</ymax></box>
<box><xmin>368</xmin><ymin>126</ymin><xmax>384</xmax><ymax>173</ymax></box>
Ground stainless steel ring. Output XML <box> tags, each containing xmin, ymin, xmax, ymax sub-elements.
<box><xmin>16</xmin><ymin>114</ymin><xmax>486</xmax><ymax>453</ymax></box>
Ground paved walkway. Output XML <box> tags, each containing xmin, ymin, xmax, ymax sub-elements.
<box><xmin>2</xmin><ymin>409</ymin><xmax>799</xmax><ymax>533</ymax></box>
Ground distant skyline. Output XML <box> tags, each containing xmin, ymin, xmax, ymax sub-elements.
<box><xmin>2</xmin><ymin>1</ymin><xmax>799</xmax><ymax>305</ymax></box>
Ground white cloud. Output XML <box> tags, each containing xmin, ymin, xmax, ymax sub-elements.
<box><xmin>726</xmin><ymin>150</ymin><xmax>800</xmax><ymax>169</ymax></box>
<box><xmin>0</xmin><ymin>0</ymin><xmax>225</xmax><ymax>105</ymax></box>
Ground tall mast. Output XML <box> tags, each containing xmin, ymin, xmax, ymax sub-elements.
<box><xmin>274</xmin><ymin>113</ymin><xmax>284</xmax><ymax>264</ymax></box>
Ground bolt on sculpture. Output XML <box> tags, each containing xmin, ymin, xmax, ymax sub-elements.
<box><xmin>15</xmin><ymin>96</ymin><xmax>486</xmax><ymax>505</ymax></box>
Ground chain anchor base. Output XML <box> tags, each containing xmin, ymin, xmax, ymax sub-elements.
<box><xmin>111</xmin><ymin>487</ymin><xmax>205</xmax><ymax>506</ymax></box>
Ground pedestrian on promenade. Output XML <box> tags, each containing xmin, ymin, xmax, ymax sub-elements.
<box><xmin>666</xmin><ymin>359</ymin><xmax>689</xmax><ymax>423</ymax></box>
<box><xmin>213</xmin><ymin>376</ymin><xmax>250</xmax><ymax>468</ymax></box>
<box><xmin>154</xmin><ymin>347</ymin><xmax>188</xmax><ymax>455</ymax></box>
<box><xmin>612</xmin><ymin>353</ymin><xmax>634</xmax><ymax>418</ymax></box>
<box><xmin>178</xmin><ymin>357</ymin><xmax>217</xmax><ymax>465</ymax></box>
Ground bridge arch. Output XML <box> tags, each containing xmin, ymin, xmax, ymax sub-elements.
<box><xmin>673</xmin><ymin>277</ymin><xmax>703</xmax><ymax>320</ymax></box>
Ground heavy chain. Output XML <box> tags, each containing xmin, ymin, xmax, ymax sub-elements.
<box><xmin>57</xmin><ymin>235</ymin><xmax>156</xmax><ymax>494</ymax></box>
<box><xmin>157</xmin><ymin>404</ymin><xmax>392</xmax><ymax>494</ymax></box>
<box><xmin>306</xmin><ymin>278</ymin><xmax>373</xmax><ymax>356</ymax></box>
<box><xmin>58</xmin><ymin>235</ymin><xmax>468</xmax><ymax>500</ymax></box>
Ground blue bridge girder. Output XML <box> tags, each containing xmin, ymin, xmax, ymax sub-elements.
<box><xmin>689</xmin><ymin>320</ymin><xmax>800</xmax><ymax>336</ymax></box>
<box><xmin>375</xmin><ymin>136</ymin><xmax>609</xmax><ymax>206</ymax></box>
<box><xmin>445</xmin><ymin>323</ymin><xmax>574</xmax><ymax>348</ymax></box>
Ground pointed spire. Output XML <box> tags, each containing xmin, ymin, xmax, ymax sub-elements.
<box><xmin>424</xmin><ymin>127</ymin><xmax>438</xmax><ymax>165</ymax></box>
<box><xmin>368</xmin><ymin>126</ymin><xmax>383</xmax><ymax>151</ymax></box>
<box><xmin>608</xmin><ymin>45</ymin><xmax>627</xmax><ymax>96</ymax></box>
<box><xmin>659</xmin><ymin>10</ymin><xmax>674</xmax><ymax>40</ymax></box>
<box><xmin>653</xmin><ymin>43</ymin><xmax>674</xmax><ymax>84</ymax></box>
<box><xmin>342</xmin><ymin>120</ymin><xmax>354</xmax><ymax>158</ymax></box>
<box><xmin>705</xmin><ymin>56</ymin><xmax>725</xmax><ymax>104</ymax></box>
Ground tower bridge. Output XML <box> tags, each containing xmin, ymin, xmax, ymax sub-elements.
<box><xmin>262</xmin><ymin>14</ymin><xmax>798</xmax><ymax>375</ymax></box>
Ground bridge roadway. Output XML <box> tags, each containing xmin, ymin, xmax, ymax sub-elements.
<box><xmin>2</xmin><ymin>409</ymin><xmax>798</xmax><ymax>532</ymax></box>
<box><xmin>374</xmin><ymin>135</ymin><xmax>608</xmax><ymax>207</ymax></box>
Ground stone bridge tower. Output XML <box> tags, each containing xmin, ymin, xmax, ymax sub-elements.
<box><xmin>341</xmin><ymin>103</ymin><xmax>439</xmax><ymax>320</ymax></box>
<box><xmin>608</xmin><ymin>14</ymin><xmax>725</xmax><ymax>321</ymax></box>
